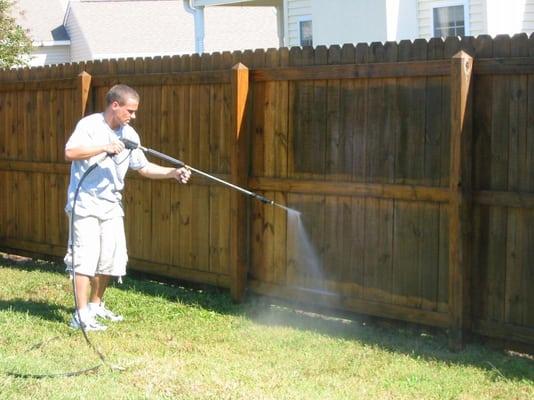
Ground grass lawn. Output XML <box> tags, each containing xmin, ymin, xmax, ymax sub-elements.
<box><xmin>0</xmin><ymin>255</ymin><xmax>533</xmax><ymax>400</ymax></box>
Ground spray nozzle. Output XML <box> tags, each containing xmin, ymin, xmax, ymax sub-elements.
<box><xmin>253</xmin><ymin>193</ymin><xmax>274</xmax><ymax>205</ymax></box>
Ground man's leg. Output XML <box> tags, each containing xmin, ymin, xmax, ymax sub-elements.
<box><xmin>65</xmin><ymin>215</ymin><xmax>107</xmax><ymax>330</ymax></box>
<box><xmin>75</xmin><ymin>273</ymin><xmax>91</xmax><ymax>311</ymax></box>
<box><xmin>89</xmin><ymin>274</ymin><xmax>111</xmax><ymax>305</ymax></box>
<box><xmin>89</xmin><ymin>217</ymin><xmax>127</xmax><ymax>322</ymax></box>
<box><xmin>89</xmin><ymin>273</ymin><xmax>123</xmax><ymax>321</ymax></box>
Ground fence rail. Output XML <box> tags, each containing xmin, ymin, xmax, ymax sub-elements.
<box><xmin>1</xmin><ymin>35</ymin><xmax>534</xmax><ymax>350</ymax></box>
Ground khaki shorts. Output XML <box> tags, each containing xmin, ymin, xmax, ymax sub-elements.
<box><xmin>64</xmin><ymin>215</ymin><xmax>128</xmax><ymax>277</ymax></box>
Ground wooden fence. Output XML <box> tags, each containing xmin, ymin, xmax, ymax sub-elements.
<box><xmin>1</xmin><ymin>34</ymin><xmax>534</xmax><ymax>350</ymax></box>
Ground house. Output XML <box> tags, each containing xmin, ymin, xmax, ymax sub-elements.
<box><xmin>11</xmin><ymin>0</ymin><xmax>279</xmax><ymax>67</ymax></box>
<box><xmin>193</xmin><ymin>0</ymin><xmax>534</xmax><ymax>48</ymax></box>
<box><xmin>9</xmin><ymin>0</ymin><xmax>71</xmax><ymax>66</ymax></box>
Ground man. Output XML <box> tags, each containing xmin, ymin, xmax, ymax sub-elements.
<box><xmin>64</xmin><ymin>84</ymin><xmax>191</xmax><ymax>331</ymax></box>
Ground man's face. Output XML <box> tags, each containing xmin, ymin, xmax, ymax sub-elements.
<box><xmin>111</xmin><ymin>97</ymin><xmax>138</xmax><ymax>127</ymax></box>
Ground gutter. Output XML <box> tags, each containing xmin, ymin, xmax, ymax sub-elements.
<box><xmin>33</xmin><ymin>40</ymin><xmax>71</xmax><ymax>47</ymax></box>
<box><xmin>184</xmin><ymin>0</ymin><xmax>205</xmax><ymax>54</ymax></box>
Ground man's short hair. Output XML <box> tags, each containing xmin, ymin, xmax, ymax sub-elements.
<box><xmin>105</xmin><ymin>84</ymin><xmax>140</xmax><ymax>106</ymax></box>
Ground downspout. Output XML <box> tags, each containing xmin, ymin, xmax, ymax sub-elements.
<box><xmin>282</xmin><ymin>0</ymin><xmax>288</xmax><ymax>48</ymax></box>
<box><xmin>184</xmin><ymin>0</ymin><xmax>205</xmax><ymax>54</ymax></box>
<box><xmin>276</xmin><ymin>2</ymin><xmax>285</xmax><ymax>48</ymax></box>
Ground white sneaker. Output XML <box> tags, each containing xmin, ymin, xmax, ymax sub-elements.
<box><xmin>70</xmin><ymin>312</ymin><xmax>107</xmax><ymax>331</ymax></box>
<box><xmin>90</xmin><ymin>302</ymin><xmax>124</xmax><ymax>322</ymax></box>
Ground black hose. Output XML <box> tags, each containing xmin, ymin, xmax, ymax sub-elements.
<box><xmin>7</xmin><ymin>156</ymin><xmax>120</xmax><ymax>378</ymax></box>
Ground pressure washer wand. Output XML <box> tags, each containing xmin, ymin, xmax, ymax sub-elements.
<box><xmin>120</xmin><ymin>138</ymin><xmax>275</xmax><ymax>205</ymax></box>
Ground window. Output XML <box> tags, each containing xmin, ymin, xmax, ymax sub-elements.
<box><xmin>299</xmin><ymin>17</ymin><xmax>313</xmax><ymax>47</ymax></box>
<box><xmin>433</xmin><ymin>5</ymin><xmax>467</xmax><ymax>38</ymax></box>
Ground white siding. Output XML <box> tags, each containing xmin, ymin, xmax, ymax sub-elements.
<box><xmin>468</xmin><ymin>0</ymin><xmax>486</xmax><ymax>36</ymax></box>
<box><xmin>418</xmin><ymin>0</ymin><xmax>534</xmax><ymax>38</ymax></box>
<box><xmin>417</xmin><ymin>0</ymin><xmax>479</xmax><ymax>38</ymax></box>
<box><xmin>286</xmin><ymin>0</ymin><xmax>312</xmax><ymax>47</ymax></box>
<box><xmin>28</xmin><ymin>45</ymin><xmax>70</xmax><ymax>67</ymax></box>
<box><xmin>523</xmin><ymin>0</ymin><xmax>534</xmax><ymax>33</ymax></box>
<box><xmin>64</xmin><ymin>8</ymin><xmax>92</xmax><ymax>63</ymax></box>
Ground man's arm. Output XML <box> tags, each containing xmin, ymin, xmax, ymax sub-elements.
<box><xmin>65</xmin><ymin>141</ymin><xmax>125</xmax><ymax>161</ymax></box>
<box><xmin>138</xmin><ymin>162</ymin><xmax>191</xmax><ymax>183</ymax></box>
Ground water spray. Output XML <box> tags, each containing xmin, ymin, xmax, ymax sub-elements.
<box><xmin>120</xmin><ymin>138</ymin><xmax>292</xmax><ymax>212</ymax></box>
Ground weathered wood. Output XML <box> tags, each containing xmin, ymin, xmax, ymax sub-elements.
<box><xmin>0</xmin><ymin>78</ymin><xmax>77</xmax><ymax>92</ymax></box>
<box><xmin>448</xmin><ymin>51</ymin><xmax>474</xmax><ymax>350</ymax></box>
<box><xmin>252</xmin><ymin>59</ymin><xmax>450</xmax><ymax>82</ymax></box>
<box><xmin>481</xmin><ymin>36</ymin><xmax>511</xmax><ymax>336</ymax></box>
<box><xmin>474</xmin><ymin>190</ymin><xmax>534</xmax><ymax>208</ymax></box>
<box><xmin>272</xmin><ymin>192</ymin><xmax>287</xmax><ymax>285</ymax></box>
<box><xmin>129</xmin><ymin>257</ymin><xmax>231</xmax><ymax>288</ymax></box>
<box><xmin>248</xmin><ymin>280</ymin><xmax>449</xmax><ymax>328</ymax></box>
<box><xmin>310</xmin><ymin>46</ymin><xmax>328</xmax><ymax>179</ymax></box>
<box><xmin>90</xmin><ymin>70</ymin><xmax>231</xmax><ymax>87</ymax></box>
<box><xmin>474</xmin><ymin>56</ymin><xmax>534</xmax><ymax>74</ymax></box>
<box><xmin>248</xmin><ymin>177</ymin><xmax>450</xmax><ymax>203</ymax></box>
<box><xmin>472</xmin><ymin>319</ymin><xmax>534</xmax><ymax>344</ymax></box>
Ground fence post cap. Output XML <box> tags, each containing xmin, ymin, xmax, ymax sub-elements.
<box><xmin>232</xmin><ymin>62</ymin><xmax>248</xmax><ymax>70</ymax></box>
<box><xmin>452</xmin><ymin>50</ymin><xmax>473</xmax><ymax>60</ymax></box>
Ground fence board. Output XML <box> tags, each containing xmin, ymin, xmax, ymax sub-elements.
<box><xmin>0</xmin><ymin>171</ymin><xmax>6</xmax><ymax>240</ymax></box>
<box><xmin>425</xmin><ymin>38</ymin><xmax>445</xmax><ymax>187</ymax></box>
<box><xmin>273</xmin><ymin>191</ymin><xmax>288</xmax><ymax>284</ymax></box>
<box><xmin>419</xmin><ymin>203</ymin><xmax>441</xmax><ymax>311</ymax></box>
<box><xmin>363</xmin><ymin>197</ymin><xmax>394</xmax><ymax>303</ymax></box>
<box><xmin>396</xmin><ymin>40</ymin><xmax>427</xmax><ymax>185</ymax></box>
<box><xmin>323</xmin><ymin>195</ymin><xmax>352</xmax><ymax>285</ymax></box>
<box><xmin>251</xmin><ymin>59</ymin><xmax>450</xmax><ymax>82</ymax></box>
<box><xmin>505</xmin><ymin>208</ymin><xmax>524</xmax><ymax>325</ymax></box>
<box><xmin>287</xmin><ymin>193</ymin><xmax>325</xmax><ymax>292</ymax></box>
<box><xmin>348</xmin><ymin>197</ymin><xmax>366</xmax><ymax>299</ymax></box>
<box><xmin>192</xmin><ymin>79</ymin><xmax>212</xmax><ymax>273</ymax></box>
<box><xmin>209</xmin><ymin>187</ymin><xmax>230</xmax><ymax>275</ymax></box>
<box><xmin>325</xmin><ymin>46</ymin><xmax>342</xmax><ymax>177</ymax></box>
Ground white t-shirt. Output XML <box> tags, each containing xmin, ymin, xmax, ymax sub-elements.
<box><xmin>64</xmin><ymin>113</ymin><xmax>148</xmax><ymax>219</ymax></box>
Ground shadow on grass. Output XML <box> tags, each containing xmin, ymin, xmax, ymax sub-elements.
<box><xmin>3</xmin><ymin>256</ymin><xmax>534</xmax><ymax>383</ymax></box>
<box><xmin>0</xmin><ymin>254</ymin><xmax>65</xmax><ymax>275</ymax></box>
<box><xmin>0</xmin><ymin>299</ymin><xmax>69</xmax><ymax>323</ymax></box>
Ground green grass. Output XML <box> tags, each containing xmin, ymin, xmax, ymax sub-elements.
<box><xmin>0</xmin><ymin>255</ymin><xmax>533</xmax><ymax>400</ymax></box>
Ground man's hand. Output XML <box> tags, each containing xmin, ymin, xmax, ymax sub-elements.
<box><xmin>104</xmin><ymin>140</ymin><xmax>125</xmax><ymax>155</ymax></box>
<box><xmin>65</xmin><ymin>140</ymin><xmax>125</xmax><ymax>161</ymax></box>
<box><xmin>174</xmin><ymin>167</ymin><xmax>191</xmax><ymax>184</ymax></box>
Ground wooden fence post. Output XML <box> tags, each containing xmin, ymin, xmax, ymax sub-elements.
<box><xmin>448</xmin><ymin>51</ymin><xmax>473</xmax><ymax>350</ymax></box>
<box><xmin>230</xmin><ymin>63</ymin><xmax>250</xmax><ymax>302</ymax></box>
<box><xmin>77</xmin><ymin>71</ymin><xmax>92</xmax><ymax>118</ymax></box>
